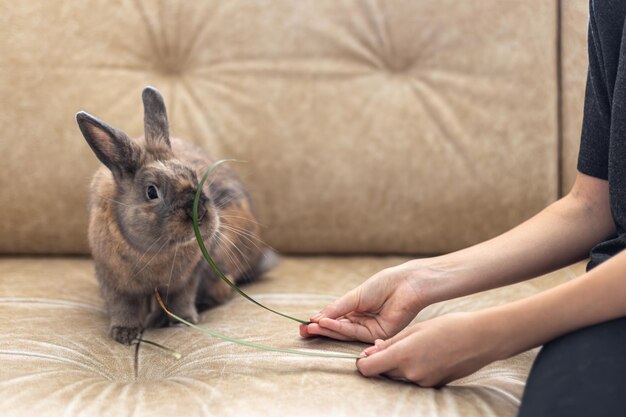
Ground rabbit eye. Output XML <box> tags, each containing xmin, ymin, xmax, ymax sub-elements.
<box><xmin>146</xmin><ymin>185</ymin><xmax>160</xmax><ymax>200</ymax></box>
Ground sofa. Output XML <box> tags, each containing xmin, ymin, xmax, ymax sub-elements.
<box><xmin>0</xmin><ymin>1</ymin><xmax>590</xmax><ymax>416</ymax></box>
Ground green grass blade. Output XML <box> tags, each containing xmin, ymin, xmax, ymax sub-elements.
<box><xmin>193</xmin><ymin>159</ymin><xmax>310</xmax><ymax>325</ymax></box>
<box><xmin>134</xmin><ymin>337</ymin><xmax>182</xmax><ymax>359</ymax></box>
<box><xmin>155</xmin><ymin>290</ymin><xmax>364</xmax><ymax>360</ymax></box>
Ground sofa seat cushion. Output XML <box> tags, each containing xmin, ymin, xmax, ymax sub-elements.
<box><xmin>0</xmin><ymin>256</ymin><xmax>585</xmax><ymax>417</ymax></box>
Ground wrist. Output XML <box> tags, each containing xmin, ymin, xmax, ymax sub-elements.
<box><xmin>471</xmin><ymin>308</ymin><xmax>519</xmax><ymax>361</ymax></box>
<box><xmin>397</xmin><ymin>259</ymin><xmax>444</xmax><ymax>308</ymax></box>
<box><xmin>473</xmin><ymin>298</ymin><xmax>555</xmax><ymax>361</ymax></box>
<box><xmin>402</xmin><ymin>256</ymin><xmax>475</xmax><ymax>306</ymax></box>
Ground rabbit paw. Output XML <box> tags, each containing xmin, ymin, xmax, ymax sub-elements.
<box><xmin>111</xmin><ymin>325</ymin><xmax>141</xmax><ymax>345</ymax></box>
<box><xmin>174</xmin><ymin>309</ymin><xmax>198</xmax><ymax>326</ymax></box>
<box><xmin>181</xmin><ymin>311</ymin><xmax>198</xmax><ymax>324</ymax></box>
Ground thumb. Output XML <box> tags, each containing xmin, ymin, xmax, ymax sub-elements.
<box><xmin>310</xmin><ymin>288</ymin><xmax>361</xmax><ymax>322</ymax></box>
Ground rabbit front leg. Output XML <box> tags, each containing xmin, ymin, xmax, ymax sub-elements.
<box><xmin>101</xmin><ymin>284</ymin><xmax>146</xmax><ymax>345</ymax></box>
<box><xmin>149</xmin><ymin>277</ymin><xmax>199</xmax><ymax>328</ymax></box>
<box><xmin>194</xmin><ymin>261</ymin><xmax>234</xmax><ymax>312</ymax></box>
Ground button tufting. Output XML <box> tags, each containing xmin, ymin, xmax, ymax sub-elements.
<box><xmin>383</xmin><ymin>55</ymin><xmax>415</xmax><ymax>74</ymax></box>
<box><xmin>153</xmin><ymin>54</ymin><xmax>187</xmax><ymax>76</ymax></box>
<box><xmin>131</xmin><ymin>0</ymin><xmax>207</xmax><ymax>77</ymax></box>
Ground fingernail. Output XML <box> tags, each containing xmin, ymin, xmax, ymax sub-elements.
<box><xmin>362</xmin><ymin>345</ymin><xmax>377</xmax><ymax>356</ymax></box>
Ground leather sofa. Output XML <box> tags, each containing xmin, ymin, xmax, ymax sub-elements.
<box><xmin>0</xmin><ymin>1</ymin><xmax>590</xmax><ymax>416</ymax></box>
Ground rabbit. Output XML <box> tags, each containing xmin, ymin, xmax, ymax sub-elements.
<box><xmin>76</xmin><ymin>86</ymin><xmax>276</xmax><ymax>345</ymax></box>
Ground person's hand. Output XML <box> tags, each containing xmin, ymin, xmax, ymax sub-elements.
<box><xmin>299</xmin><ymin>260</ymin><xmax>436</xmax><ymax>343</ymax></box>
<box><xmin>356</xmin><ymin>312</ymin><xmax>503</xmax><ymax>387</ymax></box>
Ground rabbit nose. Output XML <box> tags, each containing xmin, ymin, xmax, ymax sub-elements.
<box><xmin>187</xmin><ymin>197</ymin><xmax>207</xmax><ymax>223</ymax></box>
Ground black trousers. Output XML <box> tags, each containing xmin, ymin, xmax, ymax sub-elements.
<box><xmin>517</xmin><ymin>316</ymin><xmax>626</xmax><ymax>417</ymax></box>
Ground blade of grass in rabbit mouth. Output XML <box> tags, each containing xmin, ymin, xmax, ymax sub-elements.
<box><xmin>193</xmin><ymin>159</ymin><xmax>311</xmax><ymax>325</ymax></box>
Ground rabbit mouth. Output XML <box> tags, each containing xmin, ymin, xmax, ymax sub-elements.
<box><xmin>175</xmin><ymin>216</ymin><xmax>219</xmax><ymax>247</ymax></box>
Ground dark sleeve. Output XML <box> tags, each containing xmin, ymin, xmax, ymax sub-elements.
<box><xmin>577</xmin><ymin>4</ymin><xmax>611</xmax><ymax>180</ymax></box>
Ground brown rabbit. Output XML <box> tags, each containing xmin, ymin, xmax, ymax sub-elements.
<box><xmin>76</xmin><ymin>87</ymin><xmax>275</xmax><ymax>345</ymax></box>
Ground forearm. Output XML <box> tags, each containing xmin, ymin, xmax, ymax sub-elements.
<box><xmin>483</xmin><ymin>248</ymin><xmax>626</xmax><ymax>359</ymax></box>
<box><xmin>416</xmin><ymin>175</ymin><xmax>614</xmax><ymax>304</ymax></box>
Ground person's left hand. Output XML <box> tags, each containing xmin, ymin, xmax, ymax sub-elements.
<box><xmin>356</xmin><ymin>312</ymin><xmax>506</xmax><ymax>387</ymax></box>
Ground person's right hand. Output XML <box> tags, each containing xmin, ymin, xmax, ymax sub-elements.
<box><xmin>299</xmin><ymin>260</ymin><xmax>435</xmax><ymax>343</ymax></box>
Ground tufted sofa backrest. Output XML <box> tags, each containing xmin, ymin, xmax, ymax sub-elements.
<box><xmin>0</xmin><ymin>1</ymin><xmax>588</xmax><ymax>255</ymax></box>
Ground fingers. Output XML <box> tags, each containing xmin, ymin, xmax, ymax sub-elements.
<box><xmin>357</xmin><ymin>341</ymin><xmax>417</xmax><ymax>381</ymax></box>
<box><xmin>300</xmin><ymin>317</ymin><xmax>377</xmax><ymax>343</ymax></box>
<box><xmin>356</xmin><ymin>327</ymin><xmax>418</xmax><ymax>377</ymax></box>
<box><xmin>299</xmin><ymin>322</ymin><xmax>354</xmax><ymax>341</ymax></box>
<box><xmin>360</xmin><ymin>339</ymin><xmax>384</xmax><ymax>356</ymax></box>
<box><xmin>310</xmin><ymin>288</ymin><xmax>361</xmax><ymax>322</ymax></box>
<box><xmin>378</xmin><ymin>368</ymin><xmax>406</xmax><ymax>381</ymax></box>
<box><xmin>374</xmin><ymin>338</ymin><xmax>385</xmax><ymax>352</ymax></box>
<box><xmin>356</xmin><ymin>344</ymin><xmax>400</xmax><ymax>377</ymax></box>
<box><xmin>317</xmin><ymin>317</ymin><xmax>378</xmax><ymax>343</ymax></box>
<box><xmin>354</xmin><ymin>322</ymin><xmax>457</xmax><ymax>387</ymax></box>
<box><xmin>299</xmin><ymin>324</ymin><xmax>311</xmax><ymax>338</ymax></box>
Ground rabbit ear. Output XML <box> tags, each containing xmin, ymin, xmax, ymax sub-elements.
<box><xmin>142</xmin><ymin>86</ymin><xmax>171</xmax><ymax>149</ymax></box>
<box><xmin>76</xmin><ymin>111</ymin><xmax>141</xmax><ymax>178</ymax></box>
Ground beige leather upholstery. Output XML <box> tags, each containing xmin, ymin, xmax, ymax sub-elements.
<box><xmin>0</xmin><ymin>257</ymin><xmax>586</xmax><ymax>417</ymax></box>
<box><xmin>561</xmin><ymin>0</ymin><xmax>589</xmax><ymax>193</ymax></box>
<box><xmin>0</xmin><ymin>1</ymin><xmax>592</xmax><ymax>416</ymax></box>
<box><xmin>0</xmin><ymin>0</ymin><xmax>560</xmax><ymax>255</ymax></box>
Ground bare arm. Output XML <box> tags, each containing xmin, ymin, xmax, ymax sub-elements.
<box><xmin>410</xmin><ymin>171</ymin><xmax>615</xmax><ymax>304</ymax></box>
<box><xmin>487</xmin><ymin>246</ymin><xmax>626</xmax><ymax>359</ymax></box>
<box><xmin>304</xmin><ymin>172</ymin><xmax>615</xmax><ymax>342</ymax></box>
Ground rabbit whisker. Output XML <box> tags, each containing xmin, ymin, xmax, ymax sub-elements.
<box><xmin>220</xmin><ymin>214</ymin><xmax>266</xmax><ymax>228</ymax></box>
<box><xmin>220</xmin><ymin>222</ymin><xmax>275</xmax><ymax>251</ymax></box>
<box><xmin>213</xmin><ymin>195</ymin><xmax>241</xmax><ymax>210</ymax></box>
<box><xmin>130</xmin><ymin>237</ymin><xmax>170</xmax><ymax>279</ymax></box>
<box><xmin>213</xmin><ymin>231</ymin><xmax>248</xmax><ymax>279</ymax></box>
<box><xmin>165</xmin><ymin>244</ymin><xmax>179</xmax><ymax>304</ymax></box>
<box><xmin>218</xmin><ymin>230</ymin><xmax>254</xmax><ymax>274</ymax></box>
<box><xmin>204</xmin><ymin>172</ymin><xmax>221</xmax><ymax>194</ymax></box>
<box><xmin>211</xmin><ymin>232</ymin><xmax>239</xmax><ymax>278</ymax></box>
<box><xmin>216</xmin><ymin>232</ymin><xmax>248</xmax><ymax>278</ymax></box>
<box><xmin>96</xmin><ymin>194</ymin><xmax>141</xmax><ymax>208</ymax></box>
<box><xmin>128</xmin><ymin>235</ymin><xmax>165</xmax><ymax>278</ymax></box>
<box><xmin>220</xmin><ymin>222</ymin><xmax>266</xmax><ymax>242</ymax></box>
<box><xmin>219</xmin><ymin>224</ymin><xmax>266</xmax><ymax>253</ymax></box>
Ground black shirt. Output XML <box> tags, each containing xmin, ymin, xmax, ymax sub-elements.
<box><xmin>578</xmin><ymin>0</ymin><xmax>626</xmax><ymax>270</ymax></box>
